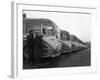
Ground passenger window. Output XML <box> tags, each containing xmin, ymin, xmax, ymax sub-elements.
<box><xmin>42</xmin><ymin>28</ymin><xmax>46</xmax><ymax>34</ymax></box>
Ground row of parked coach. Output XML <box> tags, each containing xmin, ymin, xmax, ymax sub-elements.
<box><xmin>23</xmin><ymin>18</ymin><xmax>88</xmax><ymax>60</ymax></box>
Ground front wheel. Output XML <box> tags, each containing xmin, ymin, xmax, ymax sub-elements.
<box><xmin>42</xmin><ymin>41</ymin><xmax>53</xmax><ymax>58</ymax></box>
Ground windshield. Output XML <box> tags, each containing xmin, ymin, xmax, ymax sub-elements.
<box><xmin>42</xmin><ymin>24</ymin><xmax>54</xmax><ymax>36</ymax></box>
<box><xmin>60</xmin><ymin>31</ymin><xmax>70</xmax><ymax>41</ymax></box>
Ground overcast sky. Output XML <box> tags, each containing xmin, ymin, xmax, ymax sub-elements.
<box><xmin>23</xmin><ymin>11</ymin><xmax>91</xmax><ymax>42</ymax></box>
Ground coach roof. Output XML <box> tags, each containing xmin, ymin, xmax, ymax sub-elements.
<box><xmin>24</xmin><ymin>18</ymin><xmax>53</xmax><ymax>24</ymax></box>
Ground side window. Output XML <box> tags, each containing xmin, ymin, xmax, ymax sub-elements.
<box><xmin>26</xmin><ymin>23</ymin><xmax>41</xmax><ymax>35</ymax></box>
<box><xmin>66</xmin><ymin>34</ymin><xmax>70</xmax><ymax>40</ymax></box>
<box><xmin>60</xmin><ymin>32</ymin><xmax>64</xmax><ymax>41</ymax></box>
<box><xmin>42</xmin><ymin>27</ymin><xmax>46</xmax><ymax>34</ymax></box>
<box><xmin>61</xmin><ymin>34</ymin><xmax>66</xmax><ymax>41</ymax></box>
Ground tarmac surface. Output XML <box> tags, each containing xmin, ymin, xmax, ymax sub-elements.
<box><xmin>23</xmin><ymin>48</ymin><xmax>91</xmax><ymax>69</ymax></box>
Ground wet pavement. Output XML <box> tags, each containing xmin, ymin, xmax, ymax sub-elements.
<box><xmin>23</xmin><ymin>48</ymin><xmax>91</xmax><ymax>69</ymax></box>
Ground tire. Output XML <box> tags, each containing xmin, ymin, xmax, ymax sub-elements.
<box><xmin>42</xmin><ymin>41</ymin><xmax>53</xmax><ymax>58</ymax></box>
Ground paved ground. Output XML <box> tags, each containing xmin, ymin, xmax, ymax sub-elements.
<box><xmin>23</xmin><ymin>48</ymin><xmax>91</xmax><ymax>69</ymax></box>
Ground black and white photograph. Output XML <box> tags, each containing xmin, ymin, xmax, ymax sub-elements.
<box><xmin>23</xmin><ymin>9</ymin><xmax>91</xmax><ymax>69</ymax></box>
<box><xmin>10</xmin><ymin>2</ymin><xmax>97</xmax><ymax>78</ymax></box>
